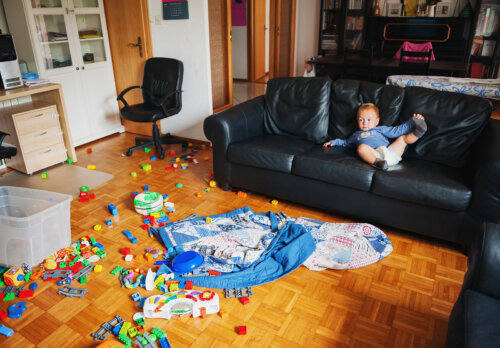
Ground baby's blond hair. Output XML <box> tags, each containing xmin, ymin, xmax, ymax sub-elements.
<box><xmin>357</xmin><ymin>103</ymin><xmax>379</xmax><ymax>119</ymax></box>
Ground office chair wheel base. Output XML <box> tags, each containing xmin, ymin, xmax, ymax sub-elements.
<box><xmin>158</xmin><ymin>153</ymin><xmax>165</xmax><ymax>160</ymax></box>
<box><xmin>126</xmin><ymin>150</ymin><xmax>133</xmax><ymax>157</ymax></box>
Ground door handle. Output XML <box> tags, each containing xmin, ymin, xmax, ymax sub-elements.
<box><xmin>128</xmin><ymin>37</ymin><xmax>143</xmax><ymax>58</ymax></box>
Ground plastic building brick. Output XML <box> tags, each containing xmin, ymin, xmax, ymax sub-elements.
<box><xmin>111</xmin><ymin>266</ymin><xmax>124</xmax><ymax>276</ymax></box>
<box><xmin>94</xmin><ymin>224</ymin><xmax>102</xmax><ymax>231</ymax></box>
<box><xmin>105</xmin><ymin>219</ymin><xmax>112</xmax><ymax>226</ymax></box>
<box><xmin>144</xmin><ymin>147</ymin><xmax>151</xmax><ymax>153</ymax></box>
<box><xmin>67</xmin><ymin>157</ymin><xmax>73</xmax><ymax>164</ymax></box>
<box><xmin>185</xmin><ymin>281</ymin><xmax>193</xmax><ymax>290</ymax></box>
<box><xmin>239</xmin><ymin>296</ymin><xmax>250</xmax><ymax>305</ymax></box>
<box><xmin>8</xmin><ymin>302</ymin><xmax>27</xmax><ymax>318</ymax></box>
<box><xmin>200</xmin><ymin>307</ymin><xmax>207</xmax><ymax>318</ymax></box>
<box><xmin>121</xmin><ymin>248</ymin><xmax>131</xmax><ymax>255</ymax></box>
<box><xmin>136</xmin><ymin>317</ymin><xmax>145</xmax><ymax>326</ymax></box>
<box><xmin>175</xmin><ymin>183</ymin><xmax>183</xmax><ymax>188</ymax></box>
<box><xmin>29</xmin><ymin>283</ymin><xmax>38</xmax><ymax>291</ymax></box>
<box><xmin>144</xmin><ymin>185</ymin><xmax>149</xmax><ymax>191</ymax></box>
<box><xmin>271</xmin><ymin>199</ymin><xmax>279</xmax><ymax>205</ymax></box>
<box><xmin>0</xmin><ymin>324</ymin><xmax>13</xmax><ymax>337</ymax></box>
<box><xmin>108</xmin><ymin>204</ymin><xmax>118</xmax><ymax>216</ymax></box>
<box><xmin>128</xmin><ymin>327</ymin><xmax>138</xmax><ymax>338</ymax></box>
<box><xmin>0</xmin><ymin>311</ymin><xmax>7</xmax><ymax>321</ymax></box>
<box><xmin>87</xmin><ymin>165</ymin><xmax>96</xmax><ymax>170</ymax></box>
<box><xmin>79</xmin><ymin>276</ymin><xmax>87</xmax><ymax>284</ymax></box>
<box><xmin>118</xmin><ymin>333</ymin><xmax>132</xmax><ymax>346</ymax></box>
<box><xmin>159</xmin><ymin>337</ymin><xmax>172</xmax><ymax>348</ymax></box>
<box><xmin>132</xmin><ymin>292</ymin><xmax>141</xmax><ymax>302</ymax></box>
<box><xmin>18</xmin><ymin>290</ymin><xmax>34</xmax><ymax>298</ymax></box>
<box><xmin>218</xmin><ymin>309</ymin><xmax>228</xmax><ymax>318</ymax></box>
<box><xmin>86</xmin><ymin>147</ymin><xmax>92</xmax><ymax>153</ymax></box>
<box><xmin>123</xmin><ymin>230</ymin><xmax>133</xmax><ymax>238</ymax></box>
<box><xmin>238</xmin><ymin>326</ymin><xmax>247</xmax><ymax>335</ymax></box>
<box><xmin>94</xmin><ymin>265</ymin><xmax>103</xmax><ymax>273</ymax></box>
<box><xmin>131</xmin><ymin>172</ymin><xmax>137</xmax><ymax>178</ymax></box>
<box><xmin>119</xmin><ymin>322</ymin><xmax>131</xmax><ymax>336</ymax></box>
<box><xmin>151</xmin><ymin>328</ymin><xmax>166</xmax><ymax>339</ymax></box>
<box><xmin>224</xmin><ymin>287</ymin><xmax>253</xmax><ymax>298</ymax></box>
<box><xmin>41</xmin><ymin>172</ymin><xmax>48</xmax><ymax>179</ymax></box>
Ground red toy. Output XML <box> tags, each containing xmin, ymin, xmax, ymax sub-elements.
<box><xmin>239</xmin><ymin>296</ymin><xmax>250</xmax><ymax>305</ymax></box>
<box><xmin>238</xmin><ymin>326</ymin><xmax>247</xmax><ymax>335</ymax></box>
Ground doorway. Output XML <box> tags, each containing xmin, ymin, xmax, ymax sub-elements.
<box><xmin>209</xmin><ymin>0</ymin><xmax>296</xmax><ymax>112</ymax></box>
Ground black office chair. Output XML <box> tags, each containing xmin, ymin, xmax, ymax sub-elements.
<box><xmin>0</xmin><ymin>131</ymin><xmax>16</xmax><ymax>163</ymax></box>
<box><xmin>117</xmin><ymin>57</ymin><xmax>188</xmax><ymax>159</ymax></box>
<box><xmin>399</xmin><ymin>49</ymin><xmax>432</xmax><ymax>75</ymax></box>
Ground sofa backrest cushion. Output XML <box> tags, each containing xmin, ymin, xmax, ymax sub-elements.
<box><xmin>401</xmin><ymin>87</ymin><xmax>492</xmax><ymax>168</ymax></box>
<box><xmin>328</xmin><ymin>79</ymin><xmax>406</xmax><ymax>140</ymax></box>
<box><xmin>264</xmin><ymin>77</ymin><xmax>331</xmax><ymax>144</ymax></box>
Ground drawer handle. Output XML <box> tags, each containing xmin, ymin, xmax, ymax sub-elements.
<box><xmin>36</xmin><ymin>131</ymin><xmax>48</xmax><ymax>137</ymax></box>
<box><xmin>32</xmin><ymin>114</ymin><xmax>44</xmax><ymax>118</ymax></box>
<box><xmin>41</xmin><ymin>149</ymin><xmax>52</xmax><ymax>154</ymax></box>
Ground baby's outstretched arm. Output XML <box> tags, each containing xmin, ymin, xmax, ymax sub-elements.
<box><xmin>323</xmin><ymin>141</ymin><xmax>333</xmax><ymax>148</ymax></box>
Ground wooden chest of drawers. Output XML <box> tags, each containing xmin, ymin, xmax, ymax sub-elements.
<box><xmin>0</xmin><ymin>101</ymin><xmax>67</xmax><ymax>174</ymax></box>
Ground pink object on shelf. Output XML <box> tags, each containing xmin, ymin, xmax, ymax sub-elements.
<box><xmin>393</xmin><ymin>41</ymin><xmax>436</xmax><ymax>62</ymax></box>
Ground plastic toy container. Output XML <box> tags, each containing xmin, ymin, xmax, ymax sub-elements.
<box><xmin>0</xmin><ymin>186</ymin><xmax>72</xmax><ymax>267</ymax></box>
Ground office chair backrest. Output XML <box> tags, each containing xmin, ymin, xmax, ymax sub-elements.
<box><xmin>142</xmin><ymin>57</ymin><xmax>184</xmax><ymax>109</ymax></box>
<box><xmin>399</xmin><ymin>49</ymin><xmax>432</xmax><ymax>75</ymax></box>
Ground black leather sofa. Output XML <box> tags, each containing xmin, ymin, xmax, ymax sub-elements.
<box><xmin>446</xmin><ymin>223</ymin><xmax>500</xmax><ymax>347</ymax></box>
<box><xmin>203</xmin><ymin>78</ymin><xmax>500</xmax><ymax>248</ymax></box>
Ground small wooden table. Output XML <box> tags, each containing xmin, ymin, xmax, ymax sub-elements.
<box><xmin>0</xmin><ymin>83</ymin><xmax>77</xmax><ymax>173</ymax></box>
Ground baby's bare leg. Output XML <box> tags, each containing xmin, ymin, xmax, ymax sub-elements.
<box><xmin>357</xmin><ymin>144</ymin><xmax>380</xmax><ymax>164</ymax></box>
<box><xmin>388</xmin><ymin>133</ymin><xmax>418</xmax><ymax>157</ymax></box>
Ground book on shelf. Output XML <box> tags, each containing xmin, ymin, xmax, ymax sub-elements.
<box><xmin>481</xmin><ymin>39</ymin><xmax>496</xmax><ymax>56</ymax></box>
<box><xmin>471</xmin><ymin>35</ymin><xmax>484</xmax><ymax>55</ymax></box>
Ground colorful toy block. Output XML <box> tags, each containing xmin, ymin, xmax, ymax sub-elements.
<box><xmin>41</xmin><ymin>172</ymin><xmax>48</xmax><ymax>179</ymax></box>
<box><xmin>218</xmin><ymin>309</ymin><xmax>228</xmax><ymax>318</ymax></box>
<box><xmin>131</xmin><ymin>171</ymin><xmax>137</xmax><ymax>178</ymax></box>
<box><xmin>239</xmin><ymin>296</ymin><xmax>250</xmax><ymax>305</ymax></box>
<box><xmin>108</xmin><ymin>204</ymin><xmax>118</xmax><ymax>216</ymax></box>
<box><xmin>238</xmin><ymin>326</ymin><xmax>247</xmax><ymax>335</ymax></box>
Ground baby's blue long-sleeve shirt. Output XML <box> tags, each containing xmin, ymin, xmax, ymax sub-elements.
<box><xmin>330</xmin><ymin>119</ymin><xmax>415</xmax><ymax>148</ymax></box>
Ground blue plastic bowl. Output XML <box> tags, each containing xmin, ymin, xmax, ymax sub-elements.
<box><xmin>171</xmin><ymin>251</ymin><xmax>204</xmax><ymax>274</ymax></box>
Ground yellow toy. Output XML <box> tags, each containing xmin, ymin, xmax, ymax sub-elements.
<box><xmin>3</xmin><ymin>267</ymin><xmax>24</xmax><ymax>286</ymax></box>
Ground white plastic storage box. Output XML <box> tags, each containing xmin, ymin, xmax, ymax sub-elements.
<box><xmin>0</xmin><ymin>186</ymin><xmax>72</xmax><ymax>267</ymax></box>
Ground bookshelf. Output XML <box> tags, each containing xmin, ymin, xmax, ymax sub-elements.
<box><xmin>469</xmin><ymin>0</ymin><xmax>500</xmax><ymax>77</ymax></box>
<box><xmin>318</xmin><ymin>0</ymin><xmax>372</xmax><ymax>56</ymax></box>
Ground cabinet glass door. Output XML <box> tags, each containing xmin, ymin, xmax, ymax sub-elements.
<box><xmin>33</xmin><ymin>14</ymin><xmax>73</xmax><ymax>70</ymax></box>
<box><xmin>73</xmin><ymin>0</ymin><xmax>98</xmax><ymax>8</ymax></box>
<box><xmin>31</xmin><ymin>0</ymin><xmax>63</xmax><ymax>8</ymax></box>
<box><xmin>75</xmin><ymin>13</ymin><xmax>107</xmax><ymax>64</ymax></box>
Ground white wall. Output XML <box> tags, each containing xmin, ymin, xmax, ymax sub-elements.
<box><xmin>232</xmin><ymin>26</ymin><xmax>247</xmax><ymax>79</ymax></box>
<box><xmin>148</xmin><ymin>0</ymin><xmax>212</xmax><ymax>141</ymax></box>
<box><xmin>0</xmin><ymin>2</ymin><xmax>8</xmax><ymax>35</ymax></box>
<box><xmin>294</xmin><ymin>0</ymin><xmax>320</xmax><ymax>76</ymax></box>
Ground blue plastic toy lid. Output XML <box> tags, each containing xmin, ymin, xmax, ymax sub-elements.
<box><xmin>171</xmin><ymin>251</ymin><xmax>204</xmax><ymax>274</ymax></box>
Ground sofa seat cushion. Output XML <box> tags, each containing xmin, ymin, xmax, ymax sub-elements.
<box><xmin>228</xmin><ymin>135</ymin><xmax>316</xmax><ymax>173</ymax></box>
<box><xmin>371</xmin><ymin>158</ymin><xmax>471</xmax><ymax>211</ymax></box>
<box><xmin>292</xmin><ymin>146</ymin><xmax>376</xmax><ymax>191</ymax></box>
<box><xmin>464</xmin><ymin>290</ymin><xmax>500</xmax><ymax>348</ymax></box>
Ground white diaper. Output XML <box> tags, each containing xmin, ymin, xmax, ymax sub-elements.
<box><xmin>375</xmin><ymin>146</ymin><xmax>401</xmax><ymax>166</ymax></box>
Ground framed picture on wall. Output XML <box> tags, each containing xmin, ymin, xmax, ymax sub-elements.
<box><xmin>387</xmin><ymin>2</ymin><xmax>402</xmax><ymax>16</ymax></box>
<box><xmin>435</xmin><ymin>2</ymin><xmax>454</xmax><ymax>17</ymax></box>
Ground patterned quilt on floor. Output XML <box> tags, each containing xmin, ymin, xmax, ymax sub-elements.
<box><xmin>154</xmin><ymin>207</ymin><xmax>392</xmax><ymax>288</ymax></box>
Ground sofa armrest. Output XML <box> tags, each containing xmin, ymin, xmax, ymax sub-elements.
<box><xmin>463</xmin><ymin>223</ymin><xmax>500</xmax><ymax>300</ymax></box>
<box><xmin>468</xmin><ymin>119</ymin><xmax>500</xmax><ymax>222</ymax></box>
<box><xmin>203</xmin><ymin>96</ymin><xmax>266</xmax><ymax>188</ymax></box>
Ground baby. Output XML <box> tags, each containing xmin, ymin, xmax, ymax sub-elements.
<box><xmin>323</xmin><ymin>103</ymin><xmax>427</xmax><ymax>170</ymax></box>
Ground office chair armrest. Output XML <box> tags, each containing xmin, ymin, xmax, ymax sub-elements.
<box><xmin>117</xmin><ymin>85</ymin><xmax>141</xmax><ymax>107</ymax></box>
<box><xmin>144</xmin><ymin>89</ymin><xmax>182</xmax><ymax>116</ymax></box>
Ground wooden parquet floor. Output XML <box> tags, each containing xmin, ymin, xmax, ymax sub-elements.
<box><xmin>0</xmin><ymin>132</ymin><xmax>467</xmax><ymax>348</ymax></box>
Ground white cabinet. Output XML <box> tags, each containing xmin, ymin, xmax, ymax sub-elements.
<box><xmin>4</xmin><ymin>0</ymin><xmax>124</xmax><ymax>146</ymax></box>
